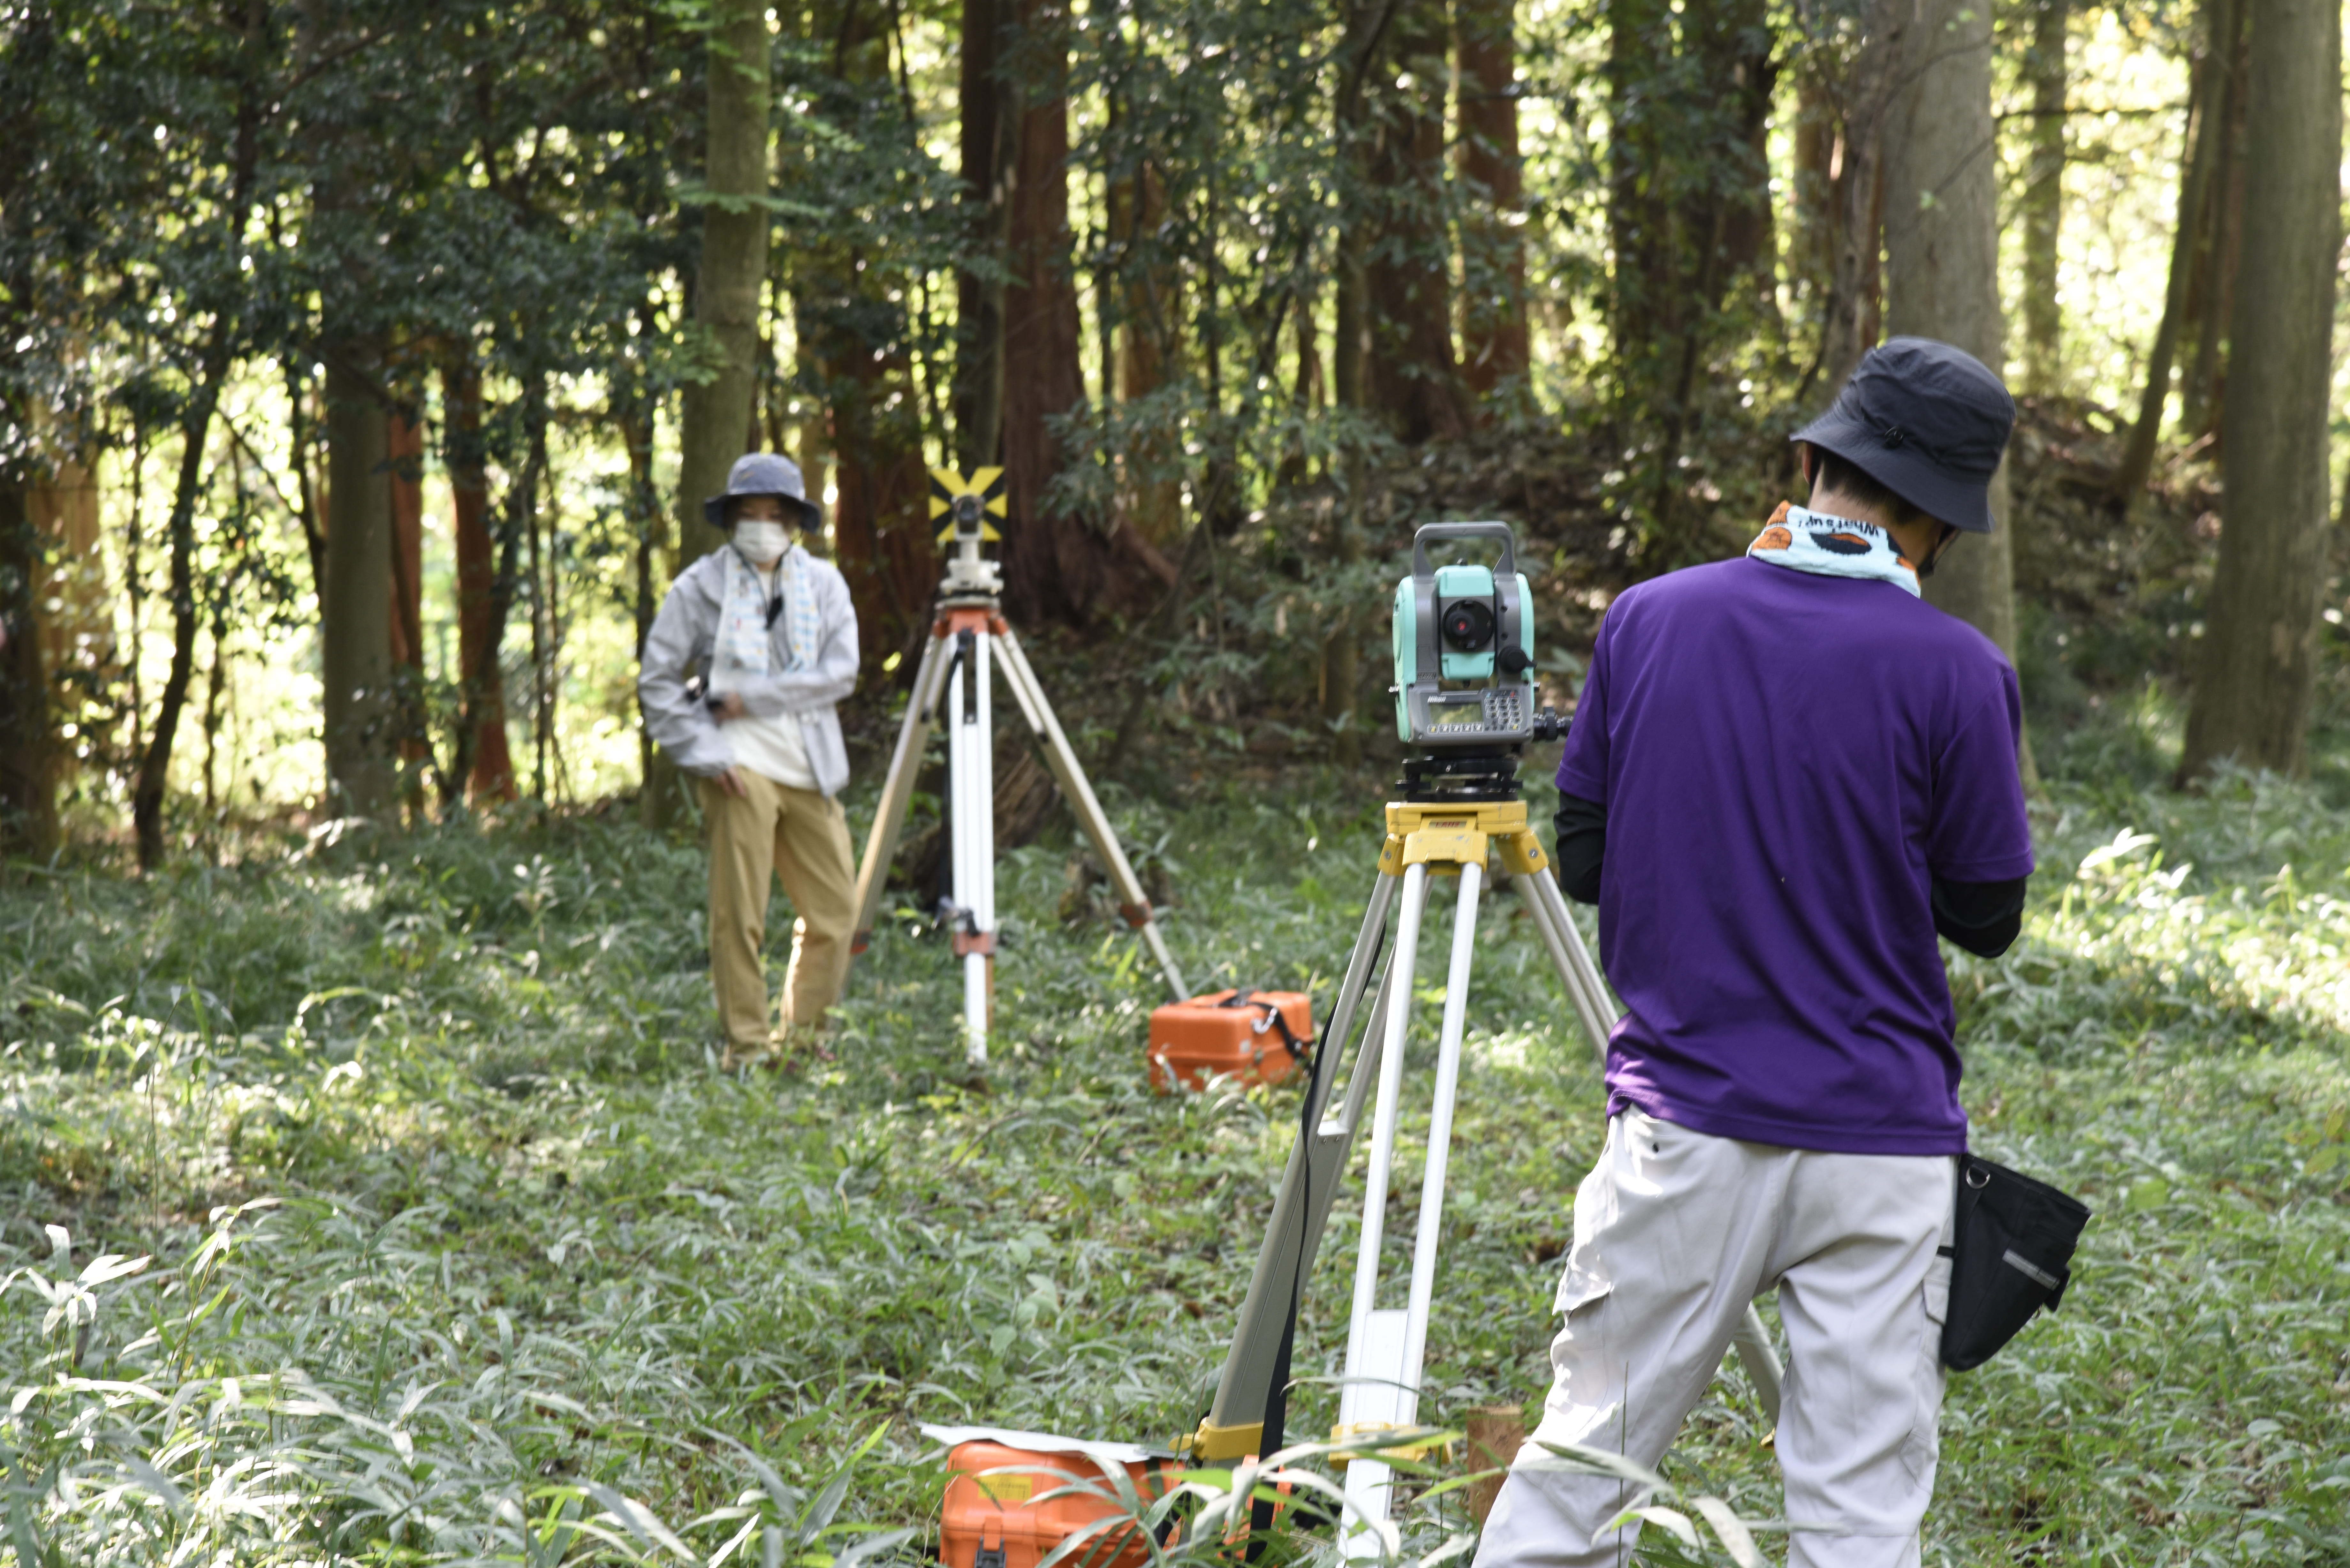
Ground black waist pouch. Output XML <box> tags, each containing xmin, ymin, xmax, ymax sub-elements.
<box><xmin>1939</xmin><ymin>1153</ymin><xmax>2092</xmax><ymax>1371</ymax></box>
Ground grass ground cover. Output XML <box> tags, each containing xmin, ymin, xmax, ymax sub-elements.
<box><xmin>3</xmin><ymin>718</ymin><xmax>2348</xmax><ymax>1564</ymax></box>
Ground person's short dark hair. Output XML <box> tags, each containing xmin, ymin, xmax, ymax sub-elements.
<box><xmin>1807</xmin><ymin>444</ymin><xmax>1924</xmax><ymax>527</ymax></box>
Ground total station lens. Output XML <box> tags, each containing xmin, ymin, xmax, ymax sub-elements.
<box><xmin>1440</xmin><ymin>599</ymin><xmax>1496</xmax><ymax>652</ymax></box>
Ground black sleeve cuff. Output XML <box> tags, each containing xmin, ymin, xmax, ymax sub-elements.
<box><xmin>1552</xmin><ymin>791</ymin><xmax>1608</xmax><ymax>905</ymax></box>
<box><xmin>1932</xmin><ymin>874</ymin><xmax>2029</xmax><ymax>958</ymax></box>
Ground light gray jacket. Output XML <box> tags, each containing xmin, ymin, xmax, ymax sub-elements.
<box><xmin>638</xmin><ymin>546</ymin><xmax>860</xmax><ymax>797</ymax></box>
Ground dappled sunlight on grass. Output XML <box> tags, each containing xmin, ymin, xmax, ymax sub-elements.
<box><xmin>3</xmin><ymin>751</ymin><xmax>2348</xmax><ymax>1563</ymax></box>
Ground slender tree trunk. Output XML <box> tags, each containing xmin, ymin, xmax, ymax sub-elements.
<box><xmin>621</xmin><ymin>399</ymin><xmax>659</xmax><ymax>798</ymax></box>
<box><xmin>1457</xmin><ymin>0</ymin><xmax>1528</xmax><ymax>409</ymax></box>
<box><xmin>1322</xmin><ymin>0</ymin><xmax>1395</xmax><ymax>768</ymax></box>
<box><xmin>1113</xmin><ymin>162</ymin><xmax>1182</xmax><ymax>547</ymax></box>
<box><xmin>1366</xmin><ymin>0</ymin><xmax>1470</xmax><ymax>443</ymax></box>
<box><xmin>2183</xmin><ymin>0</ymin><xmax>2251</xmax><ymax>442</ymax></box>
<box><xmin>321</xmin><ymin>343</ymin><xmax>398</xmax><ymax>820</ymax></box>
<box><xmin>2179</xmin><ymin>0</ymin><xmax>2341</xmax><ymax>781</ymax></box>
<box><xmin>134</xmin><ymin>331</ymin><xmax>234</xmax><ymax>867</ymax></box>
<box><xmin>2112</xmin><ymin>42</ymin><xmax>2215</xmax><ymax>505</ymax></box>
<box><xmin>0</xmin><ymin>478</ymin><xmax>59</xmax><ymax>861</ymax></box>
<box><xmin>2020</xmin><ymin>0</ymin><xmax>2069</xmax><ymax>393</ymax></box>
<box><xmin>956</xmin><ymin>0</ymin><xmax>1015</xmax><ymax>472</ymax></box>
<box><xmin>1607</xmin><ymin>0</ymin><xmax>1670</xmax><ymax>368</ymax></box>
<box><xmin>1883</xmin><ymin>0</ymin><xmax>2036</xmax><ymax>785</ymax></box>
<box><xmin>1792</xmin><ymin>71</ymin><xmax>1834</xmax><ymax>311</ymax></box>
<box><xmin>442</xmin><ymin>350</ymin><xmax>516</xmax><ymax>807</ymax></box>
<box><xmin>286</xmin><ymin>359</ymin><xmax>326</xmax><ymax>599</ymax></box>
<box><xmin>999</xmin><ymin>0</ymin><xmax>1133</xmax><ymax>624</ymax></box>
<box><xmin>1813</xmin><ymin>0</ymin><xmax>1905</xmax><ymax>401</ymax></box>
<box><xmin>1690</xmin><ymin>0</ymin><xmax>1777</xmax><ymax>306</ymax></box>
<box><xmin>387</xmin><ymin>402</ymin><xmax>428</xmax><ymax>817</ymax></box>
<box><xmin>650</xmin><ymin>0</ymin><xmax>770</xmax><ymax>830</ymax></box>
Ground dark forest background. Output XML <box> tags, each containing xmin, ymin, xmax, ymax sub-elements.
<box><xmin>2</xmin><ymin>0</ymin><xmax>2346</xmax><ymax>857</ymax></box>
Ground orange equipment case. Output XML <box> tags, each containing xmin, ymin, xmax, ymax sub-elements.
<box><xmin>1146</xmin><ymin>989</ymin><xmax>1314</xmax><ymax>1094</ymax></box>
<box><xmin>939</xmin><ymin>1436</ymin><xmax>1175</xmax><ymax>1568</ymax></box>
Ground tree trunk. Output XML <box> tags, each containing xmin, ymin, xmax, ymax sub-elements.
<box><xmin>443</xmin><ymin>350</ymin><xmax>516</xmax><ymax>806</ymax></box>
<box><xmin>2019</xmin><ymin>0</ymin><xmax>2068</xmax><ymax>394</ymax></box>
<box><xmin>387</xmin><ymin>402</ymin><xmax>428</xmax><ymax>816</ymax></box>
<box><xmin>956</xmin><ymin>0</ymin><xmax>1015</xmax><ymax>473</ymax></box>
<box><xmin>650</xmin><ymin>0</ymin><xmax>770</xmax><ymax>830</ymax></box>
<box><xmin>1882</xmin><ymin>0</ymin><xmax>2035</xmax><ymax>784</ymax></box>
<box><xmin>621</xmin><ymin>398</ymin><xmax>659</xmax><ymax>799</ymax></box>
<box><xmin>0</xmin><ymin>479</ymin><xmax>59</xmax><ymax>861</ymax></box>
<box><xmin>1813</xmin><ymin>0</ymin><xmax>1904</xmax><ymax>400</ymax></box>
<box><xmin>2179</xmin><ymin>0</ymin><xmax>2340</xmax><ymax>781</ymax></box>
<box><xmin>321</xmin><ymin>344</ymin><xmax>398</xmax><ymax>820</ymax></box>
<box><xmin>1607</xmin><ymin>0</ymin><xmax>1671</xmax><ymax>367</ymax></box>
<box><xmin>999</xmin><ymin>0</ymin><xmax>1131</xmax><ymax>624</ymax></box>
<box><xmin>1113</xmin><ymin>163</ymin><xmax>1182</xmax><ymax>547</ymax></box>
<box><xmin>1457</xmin><ymin>0</ymin><xmax>1528</xmax><ymax>407</ymax></box>
<box><xmin>2182</xmin><ymin>0</ymin><xmax>2251</xmax><ymax>443</ymax></box>
<box><xmin>2112</xmin><ymin>37</ymin><xmax>2216</xmax><ymax>506</ymax></box>
<box><xmin>1366</xmin><ymin>0</ymin><xmax>1470</xmax><ymax>444</ymax></box>
<box><xmin>1690</xmin><ymin>0</ymin><xmax>1777</xmax><ymax>308</ymax></box>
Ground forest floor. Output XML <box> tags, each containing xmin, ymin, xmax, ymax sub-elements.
<box><xmin>5</xmin><ymin>428</ymin><xmax>2350</xmax><ymax>1565</ymax></box>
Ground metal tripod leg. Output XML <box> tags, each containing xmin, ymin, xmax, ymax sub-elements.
<box><xmin>1512</xmin><ymin>861</ymin><xmax>1785</xmax><ymax>1428</ymax></box>
<box><xmin>1194</xmin><ymin>871</ymin><xmax>1400</xmax><ymax>1461</ymax></box>
<box><xmin>994</xmin><ymin>629</ymin><xmax>1189</xmax><ymax>1001</ymax></box>
<box><xmin>946</xmin><ymin>630</ymin><xmax>997</xmax><ymax>1061</ymax></box>
<box><xmin>1338</xmin><ymin>860</ymin><xmax>1482</xmax><ymax>1559</ymax></box>
<box><xmin>849</xmin><ymin>633</ymin><xmax>951</xmax><ymax>959</ymax></box>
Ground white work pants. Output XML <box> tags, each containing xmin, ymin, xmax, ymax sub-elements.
<box><xmin>1475</xmin><ymin>1110</ymin><xmax>1955</xmax><ymax>1568</ymax></box>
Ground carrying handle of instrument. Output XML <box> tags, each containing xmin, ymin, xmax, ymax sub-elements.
<box><xmin>1412</xmin><ymin>521</ymin><xmax>1517</xmax><ymax>579</ymax></box>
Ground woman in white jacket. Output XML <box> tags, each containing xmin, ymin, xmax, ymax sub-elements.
<box><xmin>639</xmin><ymin>453</ymin><xmax>860</xmax><ymax>1066</ymax></box>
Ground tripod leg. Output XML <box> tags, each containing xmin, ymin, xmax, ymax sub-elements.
<box><xmin>1195</xmin><ymin>871</ymin><xmax>1400</xmax><ymax>1460</ymax></box>
<box><xmin>1338</xmin><ymin>863</ymin><xmax>1482</xmax><ymax>1558</ymax></box>
<box><xmin>1336</xmin><ymin>863</ymin><xmax>1432</xmax><ymax>1559</ymax></box>
<box><xmin>994</xmin><ymin>628</ymin><xmax>1190</xmax><ymax>1001</ymax></box>
<box><xmin>945</xmin><ymin>632</ymin><xmax>995</xmax><ymax>1063</ymax></box>
<box><xmin>850</xmin><ymin>631</ymin><xmax>948</xmax><ymax>960</ymax></box>
<box><xmin>1515</xmin><ymin>866</ymin><xmax>1613</xmax><ymax>1064</ymax></box>
<box><xmin>1517</xmin><ymin>867</ymin><xmax>1788</xmax><ymax>1428</ymax></box>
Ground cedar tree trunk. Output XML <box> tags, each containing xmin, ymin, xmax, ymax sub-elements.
<box><xmin>2179</xmin><ymin>0</ymin><xmax>2341</xmax><ymax>780</ymax></box>
<box><xmin>1882</xmin><ymin>0</ymin><xmax>2035</xmax><ymax>783</ymax></box>
<box><xmin>321</xmin><ymin>344</ymin><xmax>398</xmax><ymax>819</ymax></box>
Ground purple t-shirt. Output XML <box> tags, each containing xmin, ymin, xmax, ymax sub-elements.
<box><xmin>1557</xmin><ymin>556</ymin><xmax>2034</xmax><ymax>1155</ymax></box>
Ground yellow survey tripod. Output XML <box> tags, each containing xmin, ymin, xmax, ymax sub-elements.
<box><xmin>1187</xmin><ymin>758</ymin><xmax>1786</xmax><ymax>1559</ymax></box>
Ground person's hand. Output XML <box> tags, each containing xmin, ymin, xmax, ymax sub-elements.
<box><xmin>710</xmin><ymin>691</ymin><xmax>747</xmax><ymax>723</ymax></box>
<box><xmin>714</xmin><ymin>766</ymin><xmax>749</xmax><ymax>798</ymax></box>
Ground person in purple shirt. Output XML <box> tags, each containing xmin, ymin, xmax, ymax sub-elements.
<box><xmin>1475</xmin><ymin>338</ymin><xmax>2034</xmax><ymax>1568</ymax></box>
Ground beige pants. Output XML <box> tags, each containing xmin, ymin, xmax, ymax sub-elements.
<box><xmin>701</xmin><ymin>770</ymin><xmax>856</xmax><ymax>1048</ymax></box>
<box><xmin>1475</xmin><ymin>1109</ymin><xmax>1956</xmax><ymax>1568</ymax></box>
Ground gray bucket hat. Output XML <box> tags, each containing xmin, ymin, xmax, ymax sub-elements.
<box><xmin>702</xmin><ymin>452</ymin><xmax>823</xmax><ymax>529</ymax></box>
<box><xmin>1791</xmin><ymin>337</ymin><xmax>2015</xmax><ymax>533</ymax></box>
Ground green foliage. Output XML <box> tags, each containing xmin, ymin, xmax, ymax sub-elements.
<box><xmin>2</xmin><ymin>714</ymin><xmax>2348</xmax><ymax>1561</ymax></box>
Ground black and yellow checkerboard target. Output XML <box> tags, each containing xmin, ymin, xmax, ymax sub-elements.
<box><xmin>929</xmin><ymin>467</ymin><xmax>1007</xmax><ymax>546</ymax></box>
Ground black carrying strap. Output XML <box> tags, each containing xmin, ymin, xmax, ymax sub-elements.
<box><xmin>1939</xmin><ymin>1152</ymin><xmax>2092</xmax><ymax>1371</ymax></box>
<box><xmin>1215</xmin><ymin>989</ymin><xmax>1315</xmax><ymax>1062</ymax></box>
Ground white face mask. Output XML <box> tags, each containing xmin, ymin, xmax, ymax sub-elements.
<box><xmin>733</xmin><ymin>520</ymin><xmax>790</xmax><ymax>566</ymax></box>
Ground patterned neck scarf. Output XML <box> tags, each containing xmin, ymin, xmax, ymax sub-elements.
<box><xmin>1747</xmin><ymin>501</ymin><xmax>1922</xmax><ymax>598</ymax></box>
<box><xmin>714</xmin><ymin>543</ymin><xmax>820</xmax><ymax>682</ymax></box>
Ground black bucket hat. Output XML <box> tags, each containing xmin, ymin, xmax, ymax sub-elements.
<box><xmin>1791</xmin><ymin>337</ymin><xmax>2015</xmax><ymax>533</ymax></box>
<box><xmin>701</xmin><ymin>452</ymin><xmax>823</xmax><ymax>529</ymax></box>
